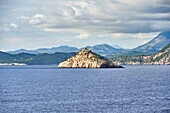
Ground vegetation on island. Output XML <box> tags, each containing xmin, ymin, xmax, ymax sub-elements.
<box><xmin>58</xmin><ymin>49</ymin><xmax>122</xmax><ymax>68</ymax></box>
<box><xmin>0</xmin><ymin>51</ymin><xmax>76</xmax><ymax>65</ymax></box>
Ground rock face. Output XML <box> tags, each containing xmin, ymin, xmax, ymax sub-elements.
<box><xmin>58</xmin><ymin>49</ymin><xmax>123</xmax><ymax>68</ymax></box>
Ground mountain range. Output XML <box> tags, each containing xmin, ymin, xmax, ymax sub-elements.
<box><xmin>6</xmin><ymin>31</ymin><xmax>170</xmax><ymax>57</ymax></box>
<box><xmin>1</xmin><ymin>43</ymin><xmax>169</xmax><ymax>65</ymax></box>
<box><xmin>8</xmin><ymin>46</ymin><xmax>79</xmax><ymax>54</ymax></box>
<box><xmin>111</xmin><ymin>43</ymin><xmax>170</xmax><ymax>65</ymax></box>
<box><xmin>81</xmin><ymin>44</ymin><xmax>126</xmax><ymax>55</ymax></box>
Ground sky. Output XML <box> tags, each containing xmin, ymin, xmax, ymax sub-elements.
<box><xmin>0</xmin><ymin>0</ymin><xmax>170</xmax><ymax>51</ymax></box>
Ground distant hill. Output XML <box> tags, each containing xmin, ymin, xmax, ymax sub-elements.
<box><xmin>8</xmin><ymin>44</ymin><xmax>127</xmax><ymax>56</ymax></box>
<box><xmin>1</xmin><ymin>43</ymin><xmax>169</xmax><ymax>65</ymax></box>
<box><xmin>7</xmin><ymin>31</ymin><xmax>170</xmax><ymax>57</ymax></box>
<box><xmin>112</xmin><ymin>45</ymin><xmax>123</xmax><ymax>49</ymax></box>
<box><xmin>0</xmin><ymin>51</ymin><xmax>76</xmax><ymax>65</ymax></box>
<box><xmin>8</xmin><ymin>49</ymin><xmax>29</xmax><ymax>54</ymax></box>
<box><xmin>133</xmin><ymin>31</ymin><xmax>170</xmax><ymax>53</ymax></box>
<box><xmin>103</xmin><ymin>51</ymin><xmax>149</xmax><ymax>58</ymax></box>
<box><xmin>50</xmin><ymin>46</ymin><xmax>79</xmax><ymax>52</ymax></box>
<box><xmin>82</xmin><ymin>44</ymin><xmax>126</xmax><ymax>55</ymax></box>
<box><xmin>111</xmin><ymin>43</ymin><xmax>170</xmax><ymax>65</ymax></box>
<box><xmin>8</xmin><ymin>46</ymin><xmax>79</xmax><ymax>54</ymax></box>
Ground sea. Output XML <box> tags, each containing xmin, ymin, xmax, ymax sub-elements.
<box><xmin>0</xmin><ymin>65</ymin><xmax>170</xmax><ymax>113</ymax></box>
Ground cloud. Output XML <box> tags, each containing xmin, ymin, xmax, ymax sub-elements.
<box><xmin>32</xmin><ymin>14</ymin><xmax>44</xmax><ymax>18</ymax></box>
<box><xmin>19</xmin><ymin>16</ymin><xmax>30</xmax><ymax>20</ymax></box>
<box><xmin>23</xmin><ymin>0</ymin><xmax>170</xmax><ymax>34</ymax></box>
<box><xmin>0</xmin><ymin>23</ymin><xmax>18</xmax><ymax>32</ymax></box>
<box><xmin>12</xmin><ymin>7</ymin><xmax>37</xmax><ymax>12</ymax></box>
<box><xmin>10</xmin><ymin>23</ymin><xmax>18</xmax><ymax>28</ymax></box>
<box><xmin>29</xmin><ymin>14</ymin><xmax>45</xmax><ymax>25</ymax></box>
<box><xmin>98</xmin><ymin>32</ymin><xmax>159</xmax><ymax>39</ymax></box>
<box><xmin>74</xmin><ymin>33</ymin><xmax>89</xmax><ymax>39</ymax></box>
<box><xmin>0</xmin><ymin>27</ymin><xmax>10</xmax><ymax>32</ymax></box>
<box><xmin>0</xmin><ymin>24</ymin><xmax>10</xmax><ymax>31</ymax></box>
<box><xmin>11</xmin><ymin>37</ymin><xmax>24</xmax><ymax>43</ymax></box>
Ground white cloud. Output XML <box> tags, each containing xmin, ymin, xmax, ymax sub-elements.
<box><xmin>10</xmin><ymin>23</ymin><xmax>18</xmax><ymax>28</ymax></box>
<box><xmin>0</xmin><ymin>23</ymin><xmax>18</xmax><ymax>32</ymax></box>
<box><xmin>98</xmin><ymin>32</ymin><xmax>159</xmax><ymax>39</ymax></box>
<box><xmin>32</xmin><ymin>14</ymin><xmax>44</xmax><ymax>18</ymax></box>
<box><xmin>19</xmin><ymin>16</ymin><xmax>30</xmax><ymax>20</ymax></box>
<box><xmin>0</xmin><ymin>24</ymin><xmax>10</xmax><ymax>31</ymax></box>
<box><xmin>29</xmin><ymin>14</ymin><xmax>45</xmax><ymax>25</ymax></box>
<box><xmin>75</xmin><ymin>33</ymin><xmax>89</xmax><ymax>39</ymax></box>
<box><xmin>29</xmin><ymin>19</ymin><xmax>42</xmax><ymax>25</ymax></box>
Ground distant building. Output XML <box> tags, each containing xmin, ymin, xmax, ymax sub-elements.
<box><xmin>82</xmin><ymin>48</ymin><xmax>88</xmax><ymax>51</ymax></box>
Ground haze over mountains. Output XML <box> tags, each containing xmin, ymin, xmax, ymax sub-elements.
<box><xmin>7</xmin><ymin>31</ymin><xmax>170</xmax><ymax>57</ymax></box>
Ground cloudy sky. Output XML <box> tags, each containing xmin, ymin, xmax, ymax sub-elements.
<box><xmin>0</xmin><ymin>0</ymin><xmax>170</xmax><ymax>51</ymax></box>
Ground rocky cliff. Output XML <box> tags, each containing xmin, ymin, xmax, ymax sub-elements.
<box><xmin>58</xmin><ymin>49</ymin><xmax>123</xmax><ymax>68</ymax></box>
<box><xmin>111</xmin><ymin>43</ymin><xmax>170</xmax><ymax>65</ymax></box>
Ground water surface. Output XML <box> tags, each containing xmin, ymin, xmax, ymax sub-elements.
<box><xmin>0</xmin><ymin>65</ymin><xmax>170</xmax><ymax>113</ymax></box>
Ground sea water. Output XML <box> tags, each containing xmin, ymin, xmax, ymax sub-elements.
<box><xmin>0</xmin><ymin>65</ymin><xmax>170</xmax><ymax>113</ymax></box>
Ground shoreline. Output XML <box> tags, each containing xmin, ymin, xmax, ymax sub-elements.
<box><xmin>0</xmin><ymin>63</ymin><xmax>27</xmax><ymax>66</ymax></box>
<box><xmin>0</xmin><ymin>64</ymin><xmax>169</xmax><ymax>66</ymax></box>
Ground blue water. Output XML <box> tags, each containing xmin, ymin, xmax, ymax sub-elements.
<box><xmin>0</xmin><ymin>65</ymin><xmax>170</xmax><ymax>113</ymax></box>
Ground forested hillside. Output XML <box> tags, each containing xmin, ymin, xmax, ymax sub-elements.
<box><xmin>0</xmin><ymin>52</ymin><xmax>76</xmax><ymax>65</ymax></box>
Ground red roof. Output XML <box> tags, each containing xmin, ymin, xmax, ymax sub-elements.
<box><xmin>83</xmin><ymin>48</ymin><xmax>88</xmax><ymax>50</ymax></box>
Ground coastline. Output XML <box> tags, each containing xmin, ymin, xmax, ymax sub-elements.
<box><xmin>0</xmin><ymin>63</ymin><xmax>169</xmax><ymax>66</ymax></box>
<box><xmin>114</xmin><ymin>62</ymin><xmax>170</xmax><ymax>65</ymax></box>
<box><xmin>0</xmin><ymin>63</ymin><xmax>27</xmax><ymax>66</ymax></box>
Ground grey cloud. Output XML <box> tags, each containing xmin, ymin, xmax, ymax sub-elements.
<box><xmin>24</xmin><ymin>0</ymin><xmax>170</xmax><ymax>33</ymax></box>
<box><xmin>144</xmin><ymin>6</ymin><xmax>170</xmax><ymax>13</ymax></box>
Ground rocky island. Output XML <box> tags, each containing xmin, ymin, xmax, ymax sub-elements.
<box><xmin>58</xmin><ymin>48</ymin><xmax>123</xmax><ymax>68</ymax></box>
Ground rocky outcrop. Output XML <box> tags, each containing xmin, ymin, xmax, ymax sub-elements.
<box><xmin>58</xmin><ymin>49</ymin><xmax>123</xmax><ymax>68</ymax></box>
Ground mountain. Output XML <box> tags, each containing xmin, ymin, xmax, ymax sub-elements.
<box><xmin>8</xmin><ymin>46</ymin><xmax>79</xmax><ymax>54</ymax></box>
<box><xmin>8</xmin><ymin>44</ymin><xmax>127</xmax><ymax>56</ymax></box>
<box><xmin>112</xmin><ymin>45</ymin><xmax>123</xmax><ymax>49</ymax></box>
<box><xmin>58</xmin><ymin>48</ymin><xmax>123</xmax><ymax>68</ymax></box>
<box><xmin>51</xmin><ymin>46</ymin><xmax>79</xmax><ymax>52</ymax></box>
<box><xmin>82</xmin><ymin>44</ymin><xmax>125</xmax><ymax>55</ymax></box>
<box><xmin>0</xmin><ymin>51</ymin><xmax>76</xmax><ymax>65</ymax></box>
<box><xmin>2</xmin><ymin>43</ymin><xmax>169</xmax><ymax>65</ymax></box>
<box><xmin>133</xmin><ymin>31</ymin><xmax>170</xmax><ymax>53</ymax></box>
<box><xmin>8</xmin><ymin>49</ymin><xmax>29</xmax><ymax>54</ymax></box>
<box><xmin>110</xmin><ymin>43</ymin><xmax>170</xmax><ymax>65</ymax></box>
<box><xmin>103</xmin><ymin>51</ymin><xmax>149</xmax><ymax>58</ymax></box>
